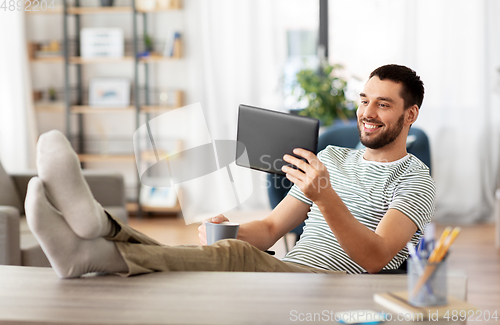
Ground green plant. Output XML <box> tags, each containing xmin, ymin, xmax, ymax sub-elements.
<box><xmin>144</xmin><ymin>34</ymin><xmax>154</xmax><ymax>52</ymax></box>
<box><xmin>48</xmin><ymin>87</ymin><xmax>57</xmax><ymax>101</ymax></box>
<box><xmin>293</xmin><ymin>63</ymin><xmax>357</xmax><ymax>126</ymax></box>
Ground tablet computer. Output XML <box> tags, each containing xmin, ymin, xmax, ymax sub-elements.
<box><xmin>236</xmin><ymin>104</ymin><xmax>319</xmax><ymax>175</ymax></box>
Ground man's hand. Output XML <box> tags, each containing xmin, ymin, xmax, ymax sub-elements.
<box><xmin>198</xmin><ymin>214</ymin><xmax>229</xmax><ymax>245</ymax></box>
<box><xmin>282</xmin><ymin>148</ymin><xmax>332</xmax><ymax>202</ymax></box>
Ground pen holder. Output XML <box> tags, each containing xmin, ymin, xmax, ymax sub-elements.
<box><xmin>408</xmin><ymin>258</ymin><xmax>447</xmax><ymax>307</ymax></box>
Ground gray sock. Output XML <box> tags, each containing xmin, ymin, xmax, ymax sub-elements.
<box><xmin>25</xmin><ymin>177</ymin><xmax>128</xmax><ymax>278</ymax></box>
<box><xmin>36</xmin><ymin>130</ymin><xmax>112</xmax><ymax>239</ymax></box>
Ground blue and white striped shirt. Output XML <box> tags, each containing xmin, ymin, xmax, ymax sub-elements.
<box><xmin>281</xmin><ymin>145</ymin><xmax>436</xmax><ymax>274</ymax></box>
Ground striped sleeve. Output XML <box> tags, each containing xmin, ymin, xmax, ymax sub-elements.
<box><xmin>288</xmin><ymin>183</ymin><xmax>312</xmax><ymax>206</ymax></box>
<box><xmin>389</xmin><ymin>167</ymin><xmax>436</xmax><ymax>233</ymax></box>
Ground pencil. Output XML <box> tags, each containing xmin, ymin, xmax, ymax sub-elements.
<box><xmin>428</xmin><ymin>226</ymin><xmax>451</xmax><ymax>262</ymax></box>
<box><xmin>436</xmin><ymin>227</ymin><xmax>461</xmax><ymax>261</ymax></box>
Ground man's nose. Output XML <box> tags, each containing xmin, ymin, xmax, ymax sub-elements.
<box><xmin>362</xmin><ymin>102</ymin><xmax>378</xmax><ymax>119</ymax></box>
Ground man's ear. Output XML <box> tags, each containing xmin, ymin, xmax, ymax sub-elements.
<box><xmin>405</xmin><ymin>105</ymin><xmax>419</xmax><ymax>126</ymax></box>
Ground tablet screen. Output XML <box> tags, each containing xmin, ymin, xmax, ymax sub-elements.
<box><xmin>236</xmin><ymin>104</ymin><xmax>319</xmax><ymax>175</ymax></box>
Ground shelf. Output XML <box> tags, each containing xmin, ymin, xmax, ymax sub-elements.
<box><xmin>139</xmin><ymin>53</ymin><xmax>181</xmax><ymax>62</ymax></box>
<box><xmin>30</xmin><ymin>57</ymin><xmax>64</xmax><ymax>63</ymax></box>
<box><xmin>126</xmin><ymin>202</ymin><xmax>182</xmax><ymax>214</ymax></box>
<box><xmin>34</xmin><ymin>105</ymin><xmax>182</xmax><ymax>114</ymax></box>
<box><xmin>66</xmin><ymin>6</ymin><xmax>133</xmax><ymax>14</ymax></box>
<box><xmin>78</xmin><ymin>154</ymin><xmax>134</xmax><ymax>162</ymax></box>
<box><xmin>136</xmin><ymin>8</ymin><xmax>182</xmax><ymax>13</ymax></box>
<box><xmin>35</xmin><ymin>103</ymin><xmax>65</xmax><ymax>112</ymax></box>
<box><xmin>71</xmin><ymin>106</ymin><xmax>135</xmax><ymax>113</ymax></box>
<box><xmin>65</xmin><ymin>6</ymin><xmax>182</xmax><ymax>15</ymax></box>
<box><xmin>141</xmin><ymin>105</ymin><xmax>180</xmax><ymax>113</ymax></box>
<box><xmin>141</xmin><ymin>204</ymin><xmax>181</xmax><ymax>213</ymax></box>
<box><xmin>69</xmin><ymin>56</ymin><xmax>134</xmax><ymax>64</ymax></box>
<box><xmin>69</xmin><ymin>106</ymin><xmax>181</xmax><ymax>114</ymax></box>
<box><xmin>26</xmin><ymin>6</ymin><xmax>63</xmax><ymax>14</ymax></box>
<box><xmin>68</xmin><ymin>55</ymin><xmax>180</xmax><ymax>64</ymax></box>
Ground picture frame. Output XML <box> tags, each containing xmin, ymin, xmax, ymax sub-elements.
<box><xmin>140</xmin><ymin>184</ymin><xmax>178</xmax><ymax>208</ymax></box>
<box><xmin>80</xmin><ymin>28</ymin><xmax>124</xmax><ymax>58</ymax></box>
<box><xmin>88</xmin><ymin>78</ymin><xmax>131</xmax><ymax>107</ymax></box>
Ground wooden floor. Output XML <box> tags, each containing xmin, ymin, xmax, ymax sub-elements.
<box><xmin>130</xmin><ymin>214</ymin><xmax>500</xmax><ymax>319</ymax></box>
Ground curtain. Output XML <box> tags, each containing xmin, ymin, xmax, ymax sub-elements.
<box><xmin>180</xmin><ymin>0</ymin><xmax>286</xmax><ymax>219</ymax></box>
<box><xmin>0</xmin><ymin>11</ymin><xmax>37</xmax><ymax>172</ymax></box>
<box><xmin>329</xmin><ymin>0</ymin><xmax>500</xmax><ymax>223</ymax></box>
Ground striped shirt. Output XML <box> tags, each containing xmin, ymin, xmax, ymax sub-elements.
<box><xmin>281</xmin><ymin>145</ymin><xmax>436</xmax><ymax>274</ymax></box>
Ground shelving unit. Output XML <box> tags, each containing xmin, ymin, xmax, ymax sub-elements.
<box><xmin>27</xmin><ymin>0</ymin><xmax>185</xmax><ymax>216</ymax></box>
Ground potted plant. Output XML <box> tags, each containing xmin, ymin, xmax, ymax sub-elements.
<box><xmin>48</xmin><ymin>87</ymin><xmax>57</xmax><ymax>101</ymax></box>
<box><xmin>137</xmin><ymin>34</ymin><xmax>154</xmax><ymax>58</ymax></box>
<box><xmin>144</xmin><ymin>34</ymin><xmax>154</xmax><ymax>53</ymax></box>
<box><xmin>292</xmin><ymin>63</ymin><xmax>357</xmax><ymax>126</ymax></box>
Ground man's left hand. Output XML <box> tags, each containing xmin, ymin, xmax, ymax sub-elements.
<box><xmin>282</xmin><ymin>148</ymin><xmax>332</xmax><ymax>202</ymax></box>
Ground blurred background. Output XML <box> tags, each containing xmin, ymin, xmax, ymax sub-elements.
<box><xmin>0</xmin><ymin>0</ymin><xmax>499</xmax><ymax>225</ymax></box>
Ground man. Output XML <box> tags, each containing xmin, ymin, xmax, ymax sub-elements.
<box><xmin>26</xmin><ymin>64</ymin><xmax>435</xmax><ymax>278</ymax></box>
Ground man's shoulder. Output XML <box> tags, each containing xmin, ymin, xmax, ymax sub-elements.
<box><xmin>405</xmin><ymin>154</ymin><xmax>432</xmax><ymax>178</ymax></box>
<box><xmin>396</xmin><ymin>155</ymin><xmax>435</xmax><ymax>193</ymax></box>
<box><xmin>406</xmin><ymin>153</ymin><xmax>429</xmax><ymax>168</ymax></box>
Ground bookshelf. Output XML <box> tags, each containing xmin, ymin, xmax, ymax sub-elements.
<box><xmin>27</xmin><ymin>0</ymin><xmax>185</xmax><ymax>215</ymax></box>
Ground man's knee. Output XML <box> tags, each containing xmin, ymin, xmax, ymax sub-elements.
<box><xmin>212</xmin><ymin>238</ymin><xmax>258</xmax><ymax>255</ymax></box>
<box><xmin>214</xmin><ymin>238</ymin><xmax>251</xmax><ymax>248</ymax></box>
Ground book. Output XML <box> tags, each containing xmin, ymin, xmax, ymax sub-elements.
<box><xmin>373</xmin><ymin>291</ymin><xmax>479</xmax><ymax>321</ymax></box>
<box><xmin>163</xmin><ymin>31</ymin><xmax>181</xmax><ymax>58</ymax></box>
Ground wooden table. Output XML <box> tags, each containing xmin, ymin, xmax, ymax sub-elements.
<box><xmin>0</xmin><ymin>265</ymin><xmax>466</xmax><ymax>325</ymax></box>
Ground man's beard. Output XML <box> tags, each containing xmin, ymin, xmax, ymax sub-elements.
<box><xmin>357</xmin><ymin>113</ymin><xmax>405</xmax><ymax>149</ymax></box>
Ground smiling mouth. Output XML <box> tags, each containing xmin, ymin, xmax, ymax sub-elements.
<box><xmin>363</xmin><ymin>122</ymin><xmax>383</xmax><ymax>130</ymax></box>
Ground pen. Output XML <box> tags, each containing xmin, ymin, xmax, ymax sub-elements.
<box><xmin>417</xmin><ymin>237</ymin><xmax>426</xmax><ymax>259</ymax></box>
<box><xmin>411</xmin><ymin>227</ymin><xmax>461</xmax><ymax>297</ymax></box>
<box><xmin>407</xmin><ymin>242</ymin><xmax>433</xmax><ymax>294</ymax></box>
<box><xmin>407</xmin><ymin>243</ymin><xmax>424</xmax><ymax>275</ymax></box>
<box><xmin>424</xmin><ymin>223</ymin><xmax>436</xmax><ymax>255</ymax></box>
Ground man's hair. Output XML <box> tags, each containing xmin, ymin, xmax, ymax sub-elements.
<box><xmin>369</xmin><ymin>64</ymin><xmax>424</xmax><ymax>109</ymax></box>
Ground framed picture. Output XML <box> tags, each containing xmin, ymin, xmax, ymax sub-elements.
<box><xmin>80</xmin><ymin>28</ymin><xmax>124</xmax><ymax>58</ymax></box>
<box><xmin>89</xmin><ymin>78</ymin><xmax>130</xmax><ymax>107</ymax></box>
<box><xmin>140</xmin><ymin>184</ymin><xmax>178</xmax><ymax>208</ymax></box>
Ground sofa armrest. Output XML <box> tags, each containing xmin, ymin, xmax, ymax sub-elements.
<box><xmin>11</xmin><ymin>171</ymin><xmax>126</xmax><ymax>212</ymax></box>
<box><xmin>10</xmin><ymin>171</ymin><xmax>38</xmax><ymax>215</ymax></box>
<box><xmin>81</xmin><ymin>171</ymin><xmax>126</xmax><ymax>208</ymax></box>
<box><xmin>0</xmin><ymin>206</ymin><xmax>21</xmax><ymax>265</ymax></box>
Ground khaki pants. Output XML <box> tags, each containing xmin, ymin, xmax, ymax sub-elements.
<box><xmin>106</xmin><ymin>214</ymin><xmax>343</xmax><ymax>277</ymax></box>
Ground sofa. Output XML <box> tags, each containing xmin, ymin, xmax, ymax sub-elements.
<box><xmin>0</xmin><ymin>161</ymin><xmax>128</xmax><ymax>266</ymax></box>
